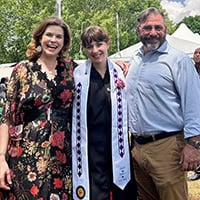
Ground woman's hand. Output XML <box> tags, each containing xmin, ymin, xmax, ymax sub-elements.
<box><xmin>0</xmin><ymin>155</ymin><xmax>12</xmax><ymax>190</ymax></box>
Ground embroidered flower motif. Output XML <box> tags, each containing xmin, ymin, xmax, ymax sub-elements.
<box><xmin>116</xmin><ymin>78</ymin><xmax>125</xmax><ymax>89</ymax></box>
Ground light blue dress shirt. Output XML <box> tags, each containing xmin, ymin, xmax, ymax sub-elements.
<box><xmin>126</xmin><ymin>41</ymin><xmax>200</xmax><ymax>138</ymax></box>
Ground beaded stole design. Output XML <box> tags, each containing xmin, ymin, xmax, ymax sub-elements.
<box><xmin>75</xmin><ymin>68</ymin><xmax>125</xmax><ymax>178</ymax></box>
<box><xmin>113</xmin><ymin>68</ymin><xmax>125</xmax><ymax>158</ymax></box>
<box><xmin>75</xmin><ymin>82</ymin><xmax>82</xmax><ymax>177</ymax></box>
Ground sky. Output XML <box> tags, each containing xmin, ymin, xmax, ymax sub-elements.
<box><xmin>161</xmin><ymin>0</ymin><xmax>200</xmax><ymax>23</ymax></box>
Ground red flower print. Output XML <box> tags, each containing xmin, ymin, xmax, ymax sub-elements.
<box><xmin>62</xmin><ymin>193</ymin><xmax>69</xmax><ymax>200</ymax></box>
<box><xmin>56</xmin><ymin>150</ymin><xmax>67</xmax><ymax>164</ymax></box>
<box><xmin>8</xmin><ymin>193</ymin><xmax>16</xmax><ymax>200</ymax></box>
<box><xmin>50</xmin><ymin>131</ymin><xmax>64</xmax><ymax>149</ymax></box>
<box><xmin>34</xmin><ymin>98</ymin><xmax>42</xmax><ymax>106</ymax></box>
<box><xmin>53</xmin><ymin>178</ymin><xmax>63</xmax><ymax>189</ymax></box>
<box><xmin>40</xmin><ymin>121</ymin><xmax>47</xmax><ymax>128</ymax></box>
<box><xmin>9</xmin><ymin>146</ymin><xmax>23</xmax><ymax>157</ymax></box>
<box><xmin>59</xmin><ymin>89</ymin><xmax>72</xmax><ymax>103</ymax></box>
<box><xmin>10</xmin><ymin>102</ymin><xmax>17</xmax><ymax>112</ymax></box>
<box><xmin>9</xmin><ymin>124</ymin><xmax>23</xmax><ymax>138</ymax></box>
<box><xmin>12</xmin><ymin>113</ymin><xmax>20</xmax><ymax>124</ymax></box>
<box><xmin>60</xmin><ymin>80</ymin><xmax>67</xmax><ymax>86</ymax></box>
<box><xmin>30</xmin><ymin>184</ymin><xmax>39</xmax><ymax>197</ymax></box>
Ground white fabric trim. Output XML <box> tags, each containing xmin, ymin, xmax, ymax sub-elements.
<box><xmin>72</xmin><ymin>59</ymin><xmax>130</xmax><ymax>200</ymax></box>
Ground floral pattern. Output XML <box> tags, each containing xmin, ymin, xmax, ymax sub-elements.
<box><xmin>0</xmin><ymin>59</ymin><xmax>76</xmax><ymax>199</ymax></box>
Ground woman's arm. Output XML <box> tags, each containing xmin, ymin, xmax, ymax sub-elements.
<box><xmin>0</xmin><ymin>122</ymin><xmax>12</xmax><ymax>190</ymax></box>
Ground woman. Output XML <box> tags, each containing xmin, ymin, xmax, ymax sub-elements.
<box><xmin>0</xmin><ymin>16</ymin><xmax>76</xmax><ymax>199</ymax></box>
<box><xmin>72</xmin><ymin>26</ymin><xmax>137</xmax><ymax>200</ymax></box>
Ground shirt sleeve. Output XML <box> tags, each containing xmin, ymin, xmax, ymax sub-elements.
<box><xmin>174</xmin><ymin>56</ymin><xmax>200</xmax><ymax>138</ymax></box>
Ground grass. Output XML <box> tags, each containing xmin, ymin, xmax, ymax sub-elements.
<box><xmin>188</xmin><ymin>172</ymin><xmax>200</xmax><ymax>200</ymax></box>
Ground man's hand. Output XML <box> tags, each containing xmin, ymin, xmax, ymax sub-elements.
<box><xmin>180</xmin><ymin>143</ymin><xmax>200</xmax><ymax>171</ymax></box>
<box><xmin>114</xmin><ymin>60</ymin><xmax>130</xmax><ymax>76</ymax></box>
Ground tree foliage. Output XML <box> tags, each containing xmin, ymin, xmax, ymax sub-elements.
<box><xmin>177</xmin><ymin>15</ymin><xmax>200</xmax><ymax>34</ymax></box>
<box><xmin>0</xmin><ymin>0</ymin><xmax>193</xmax><ymax>63</ymax></box>
<box><xmin>0</xmin><ymin>0</ymin><xmax>56</xmax><ymax>63</ymax></box>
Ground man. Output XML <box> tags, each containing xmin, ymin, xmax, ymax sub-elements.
<box><xmin>187</xmin><ymin>47</ymin><xmax>200</xmax><ymax>181</ymax></box>
<box><xmin>193</xmin><ymin>47</ymin><xmax>200</xmax><ymax>74</ymax></box>
<box><xmin>126</xmin><ymin>7</ymin><xmax>200</xmax><ymax>200</ymax></box>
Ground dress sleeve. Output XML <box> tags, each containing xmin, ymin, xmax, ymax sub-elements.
<box><xmin>0</xmin><ymin>62</ymin><xmax>28</xmax><ymax>127</ymax></box>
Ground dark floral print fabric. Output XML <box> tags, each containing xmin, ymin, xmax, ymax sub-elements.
<box><xmin>0</xmin><ymin>59</ymin><xmax>75</xmax><ymax>200</ymax></box>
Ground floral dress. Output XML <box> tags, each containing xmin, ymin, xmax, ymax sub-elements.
<box><xmin>0</xmin><ymin>59</ymin><xmax>75</xmax><ymax>200</ymax></box>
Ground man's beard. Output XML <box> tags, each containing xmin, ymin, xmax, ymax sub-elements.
<box><xmin>194</xmin><ymin>59</ymin><xmax>200</xmax><ymax>64</ymax></box>
<box><xmin>146</xmin><ymin>42</ymin><xmax>160</xmax><ymax>51</ymax></box>
<box><xmin>140</xmin><ymin>35</ymin><xmax>165</xmax><ymax>51</ymax></box>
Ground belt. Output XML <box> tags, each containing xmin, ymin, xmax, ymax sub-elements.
<box><xmin>133</xmin><ymin>130</ymin><xmax>181</xmax><ymax>145</ymax></box>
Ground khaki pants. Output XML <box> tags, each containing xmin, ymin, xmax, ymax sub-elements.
<box><xmin>131</xmin><ymin>134</ymin><xmax>188</xmax><ymax>200</ymax></box>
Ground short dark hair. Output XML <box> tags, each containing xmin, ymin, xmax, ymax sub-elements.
<box><xmin>137</xmin><ymin>7</ymin><xmax>165</xmax><ymax>28</ymax></box>
<box><xmin>81</xmin><ymin>25</ymin><xmax>110</xmax><ymax>48</ymax></box>
<box><xmin>0</xmin><ymin>77</ymin><xmax>7</xmax><ymax>84</ymax></box>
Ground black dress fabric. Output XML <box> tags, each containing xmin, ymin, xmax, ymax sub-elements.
<box><xmin>86</xmin><ymin>66</ymin><xmax>138</xmax><ymax>200</ymax></box>
<box><xmin>0</xmin><ymin>60</ymin><xmax>75</xmax><ymax>200</ymax></box>
<box><xmin>87</xmin><ymin>66</ymin><xmax>112</xmax><ymax>200</ymax></box>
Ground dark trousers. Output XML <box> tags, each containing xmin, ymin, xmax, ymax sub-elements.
<box><xmin>112</xmin><ymin>150</ymin><xmax>138</xmax><ymax>200</ymax></box>
<box><xmin>112</xmin><ymin>175</ymin><xmax>138</xmax><ymax>200</ymax></box>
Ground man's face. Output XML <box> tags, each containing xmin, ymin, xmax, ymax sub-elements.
<box><xmin>138</xmin><ymin>14</ymin><xmax>167</xmax><ymax>53</ymax></box>
<box><xmin>193</xmin><ymin>48</ymin><xmax>200</xmax><ymax>64</ymax></box>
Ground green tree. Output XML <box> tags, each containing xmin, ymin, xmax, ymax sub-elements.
<box><xmin>0</xmin><ymin>0</ymin><xmax>177</xmax><ymax>63</ymax></box>
<box><xmin>63</xmin><ymin>0</ymin><xmax>173</xmax><ymax>59</ymax></box>
<box><xmin>0</xmin><ymin>0</ymin><xmax>56</xmax><ymax>63</ymax></box>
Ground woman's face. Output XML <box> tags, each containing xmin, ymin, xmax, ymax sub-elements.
<box><xmin>40</xmin><ymin>25</ymin><xmax>64</xmax><ymax>58</ymax></box>
<box><xmin>84</xmin><ymin>40</ymin><xmax>110</xmax><ymax>64</ymax></box>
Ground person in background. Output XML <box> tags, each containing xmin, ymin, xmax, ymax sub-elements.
<box><xmin>187</xmin><ymin>47</ymin><xmax>200</xmax><ymax>181</ymax></box>
<box><xmin>0</xmin><ymin>16</ymin><xmax>76</xmax><ymax>199</ymax></box>
<box><xmin>193</xmin><ymin>47</ymin><xmax>200</xmax><ymax>74</ymax></box>
<box><xmin>0</xmin><ymin>77</ymin><xmax>8</xmax><ymax>102</ymax></box>
<box><xmin>72</xmin><ymin>25</ymin><xmax>137</xmax><ymax>200</ymax></box>
<box><xmin>126</xmin><ymin>7</ymin><xmax>200</xmax><ymax>200</ymax></box>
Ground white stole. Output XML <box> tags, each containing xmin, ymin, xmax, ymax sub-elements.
<box><xmin>72</xmin><ymin>59</ymin><xmax>130</xmax><ymax>200</ymax></box>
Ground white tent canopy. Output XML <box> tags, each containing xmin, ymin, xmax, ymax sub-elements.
<box><xmin>167</xmin><ymin>34</ymin><xmax>200</xmax><ymax>57</ymax></box>
<box><xmin>172</xmin><ymin>23</ymin><xmax>200</xmax><ymax>44</ymax></box>
<box><xmin>0</xmin><ymin>63</ymin><xmax>15</xmax><ymax>79</ymax></box>
<box><xmin>110</xmin><ymin>23</ymin><xmax>200</xmax><ymax>61</ymax></box>
<box><xmin>110</xmin><ymin>42</ymin><xmax>143</xmax><ymax>61</ymax></box>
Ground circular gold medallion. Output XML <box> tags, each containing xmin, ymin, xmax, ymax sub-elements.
<box><xmin>76</xmin><ymin>186</ymin><xmax>85</xmax><ymax>199</ymax></box>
